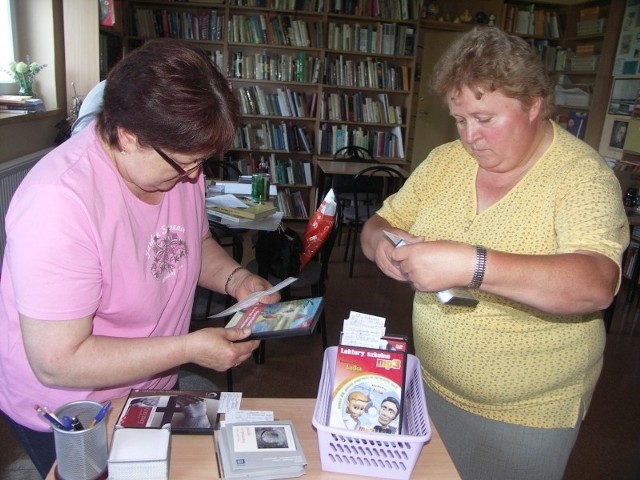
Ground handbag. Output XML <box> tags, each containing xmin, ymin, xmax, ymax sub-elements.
<box><xmin>255</xmin><ymin>224</ymin><xmax>303</xmax><ymax>279</ymax></box>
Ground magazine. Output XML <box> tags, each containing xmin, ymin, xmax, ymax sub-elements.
<box><xmin>115</xmin><ymin>389</ymin><xmax>222</xmax><ymax>434</ymax></box>
<box><xmin>329</xmin><ymin>345</ymin><xmax>406</xmax><ymax>435</ymax></box>
<box><xmin>225</xmin><ymin>297</ymin><xmax>324</xmax><ymax>340</ymax></box>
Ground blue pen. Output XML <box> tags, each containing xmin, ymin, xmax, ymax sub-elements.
<box><xmin>90</xmin><ymin>400</ymin><xmax>112</xmax><ymax>427</ymax></box>
<box><xmin>61</xmin><ymin>415</ymin><xmax>74</xmax><ymax>430</ymax></box>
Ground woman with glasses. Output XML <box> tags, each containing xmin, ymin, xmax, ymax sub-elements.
<box><xmin>0</xmin><ymin>39</ymin><xmax>277</xmax><ymax>477</ymax></box>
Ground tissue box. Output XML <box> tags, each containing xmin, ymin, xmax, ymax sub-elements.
<box><xmin>108</xmin><ymin>425</ymin><xmax>171</xmax><ymax>480</ymax></box>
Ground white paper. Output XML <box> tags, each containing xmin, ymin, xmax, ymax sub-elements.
<box><xmin>208</xmin><ymin>277</ymin><xmax>298</xmax><ymax>318</ymax></box>
<box><xmin>224</xmin><ymin>410</ymin><xmax>274</xmax><ymax>424</ymax></box>
<box><xmin>205</xmin><ymin>194</ymin><xmax>248</xmax><ymax>208</ymax></box>
<box><xmin>218</xmin><ymin>392</ymin><xmax>243</xmax><ymax>413</ymax></box>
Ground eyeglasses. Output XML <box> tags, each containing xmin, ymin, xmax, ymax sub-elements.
<box><xmin>153</xmin><ymin>147</ymin><xmax>206</xmax><ymax>178</ymax></box>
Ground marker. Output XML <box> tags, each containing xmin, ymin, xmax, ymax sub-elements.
<box><xmin>90</xmin><ymin>401</ymin><xmax>112</xmax><ymax>428</ymax></box>
<box><xmin>61</xmin><ymin>415</ymin><xmax>74</xmax><ymax>430</ymax></box>
<box><xmin>70</xmin><ymin>416</ymin><xmax>84</xmax><ymax>431</ymax></box>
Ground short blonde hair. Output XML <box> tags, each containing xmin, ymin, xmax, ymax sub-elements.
<box><xmin>431</xmin><ymin>27</ymin><xmax>554</xmax><ymax>119</ymax></box>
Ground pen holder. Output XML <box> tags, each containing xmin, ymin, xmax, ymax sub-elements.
<box><xmin>53</xmin><ymin>401</ymin><xmax>108</xmax><ymax>480</ymax></box>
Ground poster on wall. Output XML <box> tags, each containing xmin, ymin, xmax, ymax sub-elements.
<box><xmin>614</xmin><ymin>0</ymin><xmax>640</xmax><ymax>75</ymax></box>
<box><xmin>608</xmin><ymin>78</ymin><xmax>640</xmax><ymax>115</ymax></box>
<box><xmin>599</xmin><ymin>114</ymin><xmax>630</xmax><ymax>162</ymax></box>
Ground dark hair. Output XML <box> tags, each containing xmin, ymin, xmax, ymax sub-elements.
<box><xmin>431</xmin><ymin>27</ymin><xmax>554</xmax><ymax>119</ymax></box>
<box><xmin>381</xmin><ymin>396</ymin><xmax>400</xmax><ymax>418</ymax></box>
<box><xmin>96</xmin><ymin>39</ymin><xmax>239</xmax><ymax>156</ymax></box>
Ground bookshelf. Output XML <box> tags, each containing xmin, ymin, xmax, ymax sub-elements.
<box><xmin>411</xmin><ymin>0</ymin><xmax>623</xmax><ymax>166</ymax></box>
<box><xmin>104</xmin><ymin>0</ymin><xmax>623</xmax><ymax>216</ymax></box>
<box><xmin>116</xmin><ymin>0</ymin><xmax>419</xmax><ymax>220</ymax></box>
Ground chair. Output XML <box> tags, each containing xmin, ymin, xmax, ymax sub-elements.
<box><xmin>342</xmin><ymin>165</ymin><xmax>407</xmax><ymax>277</ymax></box>
<box><xmin>331</xmin><ymin>145</ymin><xmax>378</xmax><ymax>205</ymax></box>
<box><xmin>247</xmin><ymin>202</ymin><xmax>344</xmax><ymax>357</ymax></box>
<box><xmin>204</xmin><ymin>159</ymin><xmax>241</xmax><ymax>181</ymax></box>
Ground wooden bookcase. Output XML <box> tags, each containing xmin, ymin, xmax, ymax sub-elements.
<box><xmin>115</xmin><ymin>0</ymin><xmax>420</xmax><ymax>220</ymax></box>
<box><xmin>412</xmin><ymin>0</ymin><xmax>623</xmax><ymax>166</ymax></box>
<box><xmin>105</xmin><ymin>0</ymin><xmax>623</xmax><ymax>217</ymax></box>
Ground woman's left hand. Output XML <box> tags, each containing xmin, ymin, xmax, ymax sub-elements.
<box><xmin>230</xmin><ymin>270</ymin><xmax>281</xmax><ymax>305</ymax></box>
<box><xmin>390</xmin><ymin>240</ymin><xmax>476</xmax><ymax>292</ymax></box>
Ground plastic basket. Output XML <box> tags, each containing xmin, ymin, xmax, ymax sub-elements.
<box><xmin>312</xmin><ymin>347</ymin><xmax>431</xmax><ymax>479</ymax></box>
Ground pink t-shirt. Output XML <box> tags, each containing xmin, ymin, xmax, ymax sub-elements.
<box><xmin>0</xmin><ymin>124</ymin><xmax>208</xmax><ymax>430</ymax></box>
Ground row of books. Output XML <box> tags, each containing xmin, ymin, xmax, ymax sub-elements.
<box><xmin>327</xmin><ymin>21</ymin><xmax>415</xmax><ymax>57</ymax></box>
<box><xmin>276</xmin><ymin>188</ymin><xmax>309</xmax><ymax>218</ymax></box>
<box><xmin>324</xmin><ymin>55</ymin><xmax>410</xmax><ymax>91</ymax></box>
<box><xmin>331</xmin><ymin>0</ymin><xmax>421</xmax><ymax>20</ymax></box>
<box><xmin>320</xmin><ymin>91</ymin><xmax>403</xmax><ymax>125</ymax></box>
<box><xmin>236</xmin><ymin>85</ymin><xmax>313</xmax><ymax>118</ymax></box>
<box><xmin>268</xmin><ymin>156</ymin><xmax>313</xmax><ymax>186</ymax></box>
<box><xmin>228</xmin><ymin>51</ymin><xmax>321</xmax><ymax>83</ymax></box>
<box><xmin>133</xmin><ymin>8</ymin><xmax>225</xmax><ymax>41</ymax></box>
<box><xmin>318</xmin><ymin>123</ymin><xmax>404</xmax><ymax>158</ymax></box>
<box><xmin>228</xmin><ymin>14</ymin><xmax>323</xmax><ymax>48</ymax></box>
<box><xmin>234</xmin><ymin>121</ymin><xmax>314</xmax><ymax>153</ymax></box>
<box><xmin>500</xmin><ymin>3</ymin><xmax>561</xmax><ymax>38</ymax></box>
<box><xmin>231</xmin><ymin>0</ymin><xmax>322</xmax><ymax>11</ymax></box>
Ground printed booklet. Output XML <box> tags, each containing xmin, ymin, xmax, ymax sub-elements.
<box><xmin>115</xmin><ymin>389</ymin><xmax>222</xmax><ymax>434</ymax></box>
<box><xmin>225</xmin><ymin>297</ymin><xmax>324</xmax><ymax>340</ymax></box>
<box><xmin>215</xmin><ymin>421</ymin><xmax>307</xmax><ymax>480</ymax></box>
<box><xmin>329</xmin><ymin>345</ymin><xmax>406</xmax><ymax>434</ymax></box>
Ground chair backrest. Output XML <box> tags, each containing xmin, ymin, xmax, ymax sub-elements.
<box><xmin>352</xmin><ymin>165</ymin><xmax>407</xmax><ymax>219</ymax></box>
<box><xmin>333</xmin><ymin>145</ymin><xmax>377</xmax><ymax>163</ymax></box>
<box><xmin>204</xmin><ymin>160</ymin><xmax>242</xmax><ymax>181</ymax></box>
<box><xmin>332</xmin><ymin>146</ymin><xmax>377</xmax><ymax>196</ymax></box>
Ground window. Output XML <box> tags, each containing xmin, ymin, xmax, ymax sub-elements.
<box><xmin>0</xmin><ymin>0</ymin><xmax>15</xmax><ymax>84</ymax></box>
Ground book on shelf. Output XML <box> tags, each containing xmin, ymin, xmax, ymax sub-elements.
<box><xmin>215</xmin><ymin>420</ymin><xmax>307</xmax><ymax>480</ymax></box>
<box><xmin>225</xmin><ymin>297</ymin><xmax>324</xmax><ymax>340</ymax></box>
<box><xmin>329</xmin><ymin>344</ymin><xmax>406</xmax><ymax>434</ymax></box>
<box><xmin>115</xmin><ymin>389</ymin><xmax>223</xmax><ymax>434</ymax></box>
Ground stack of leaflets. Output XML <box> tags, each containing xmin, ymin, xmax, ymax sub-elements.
<box><xmin>215</xmin><ymin>421</ymin><xmax>307</xmax><ymax>480</ymax></box>
<box><xmin>329</xmin><ymin>312</ymin><xmax>408</xmax><ymax>435</ymax></box>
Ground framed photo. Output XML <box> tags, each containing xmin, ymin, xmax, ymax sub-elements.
<box><xmin>610</xmin><ymin>120</ymin><xmax>629</xmax><ymax>149</ymax></box>
<box><xmin>599</xmin><ymin>115</ymin><xmax>628</xmax><ymax>160</ymax></box>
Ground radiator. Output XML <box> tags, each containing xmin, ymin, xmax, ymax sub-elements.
<box><xmin>0</xmin><ymin>148</ymin><xmax>53</xmax><ymax>261</ymax></box>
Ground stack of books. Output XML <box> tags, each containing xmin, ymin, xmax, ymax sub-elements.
<box><xmin>206</xmin><ymin>196</ymin><xmax>277</xmax><ymax>223</ymax></box>
<box><xmin>215</xmin><ymin>421</ymin><xmax>307</xmax><ymax>480</ymax></box>
<box><xmin>0</xmin><ymin>95</ymin><xmax>45</xmax><ymax>113</ymax></box>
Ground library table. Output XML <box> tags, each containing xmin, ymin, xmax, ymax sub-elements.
<box><xmin>46</xmin><ymin>397</ymin><xmax>460</xmax><ymax>479</ymax></box>
<box><xmin>316</xmin><ymin>160</ymin><xmax>410</xmax><ymax>208</ymax></box>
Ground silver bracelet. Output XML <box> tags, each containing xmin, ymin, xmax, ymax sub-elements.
<box><xmin>224</xmin><ymin>266</ymin><xmax>245</xmax><ymax>296</ymax></box>
<box><xmin>468</xmin><ymin>246</ymin><xmax>487</xmax><ymax>289</ymax></box>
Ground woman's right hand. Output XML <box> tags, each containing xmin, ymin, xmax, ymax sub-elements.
<box><xmin>186</xmin><ymin>327</ymin><xmax>259</xmax><ymax>371</ymax></box>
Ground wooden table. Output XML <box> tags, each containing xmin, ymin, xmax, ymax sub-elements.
<box><xmin>316</xmin><ymin>160</ymin><xmax>410</xmax><ymax>208</ymax></box>
<box><xmin>47</xmin><ymin>397</ymin><xmax>459</xmax><ymax>479</ymax></box>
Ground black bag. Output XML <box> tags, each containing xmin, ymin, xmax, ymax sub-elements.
<box><xmin>255</xmin><ymin>225</ymin><xmax>303</xmax><ymax>279</ymax></box>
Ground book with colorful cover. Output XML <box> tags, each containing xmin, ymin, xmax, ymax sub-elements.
<box><xmin>115</xmin><ymin>389</ymin><xmax>222</xmax><ymax>434</ymax></box>
<box><xmin>225</xmin><ymin>297</ymin><xmax>324</xmax><ymax>340</ymax></box>
<box><xmin>329</xmin><ymin>345</ymin><xmax>406</xmax><ymax>434</ymax></box>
